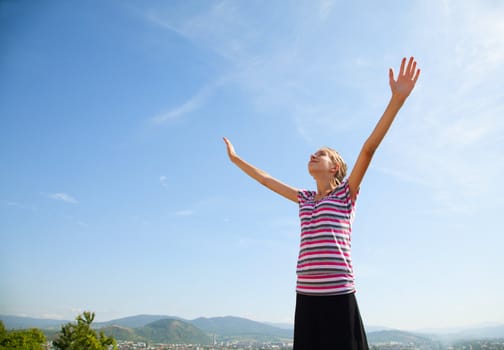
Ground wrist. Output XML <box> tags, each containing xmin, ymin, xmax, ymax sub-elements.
<box><xmin>231</xmin><ymin>154</ymin><xmax>240</xmax><ymax>164</ymax></box>
<box><xmin>390</xmin><ymin>94</ymin><xmax>406</xmax><ymax>108</ymax></box>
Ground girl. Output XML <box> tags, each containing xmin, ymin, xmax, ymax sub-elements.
<box><xmin>223</xmin><ymin>57</ymin><xmax>420</xmax><ymax>349</ymax></box>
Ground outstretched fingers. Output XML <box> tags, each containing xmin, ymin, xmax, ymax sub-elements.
<box><xmin>406</xmin><ymin>57</ymin><xmax>420</xmax><ymax>81</ymax></box>
<box><xmin>413</xmin><ymin>66</ymin><xmax>421</xmax><ymax>84</ymax></box>
<box><xmin>399</xmin><ymin>57</ymin><xmax>406</xmax><ymax>76</ymax></box>
<box><xmin>405</xmin><ymin>57</ymin><xmax>414</xmax><ymax>76</ymax></box>
<box><xmin>223</xmin><ymin>137</ymin><xmax>237</xmax><ymax>160</ymax></box>
<box><xmin>389</xmin><ymin>67</ymin><xmax>395</xmax><ymax>83</ymax></box>
<box><xmin>390</xmin><ymin>57</ymin><xmax>421</xmax><ymax>99</ymax></box>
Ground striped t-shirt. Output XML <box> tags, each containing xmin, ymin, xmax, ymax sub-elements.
<box><xmin>296</xmin><ymin>180</ymin><xmax>357</xmax><ymax>296</ymax></box>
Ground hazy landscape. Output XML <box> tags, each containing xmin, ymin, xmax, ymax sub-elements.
<box><xmin>2</xmin><ymin>313</ymin><xmax>504</xmax><ymax>349</ymax></box>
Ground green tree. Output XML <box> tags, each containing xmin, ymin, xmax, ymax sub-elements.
<box><xmin>0</xmin><ymin>320</ymin><xmax>46</xmax><ymax>350</ymax></box>
<box><xmin>53</xmin><ymin>311</ymin><xmax>116</xmax><ymax>350</ymax></box>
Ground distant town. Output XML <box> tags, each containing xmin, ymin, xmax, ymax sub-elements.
<box><xmin>110</xmin><ymin>339</ymin><xmax>504</xmax><ymax>350</ymax></box>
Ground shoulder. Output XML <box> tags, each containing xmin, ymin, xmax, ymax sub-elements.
<box><xmin>332</xmin><ymin>179</ymin><xmax>350</xmax><ymax>197</ymax></box>
<box><xmin>331</xmin><ymin>180</ymin><xmax>357</xmax><ymax>205</ymax></box>
<box><xmin>297</xmin><ymin>189</ymin><xmax>315</xmax><ymax>204</ymax></box>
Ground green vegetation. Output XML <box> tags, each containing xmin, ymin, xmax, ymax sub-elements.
<box><xmin>101</xmin><ymin>319</ymin><xmax>212</xmax><ymax>345</ymax></box>
<box><xmin>138</xmin><ymin>319</ymin><xmax>212</xmax><ymax>344</ymax></box>
<box><xmin>53</xmin><ymin>311</ymin><xmax>117</xmax><ymax>350</ymax></box>
<box><xmin>0</xmin><ymin>320</ymin><xmax>46</xmax><ymax>350</ymax></box>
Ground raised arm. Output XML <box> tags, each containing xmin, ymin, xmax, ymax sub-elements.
<box><xmin>223</xmin><ymin>137</ymin><xmax>299</xmax><ymax>203</ymax></box>
<box><xmin>348</xmin><ymin>57</ymin><xmax>421</xmax><ymax>200</ymax></box>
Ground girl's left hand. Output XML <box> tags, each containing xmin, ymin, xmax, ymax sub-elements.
<box><xmin>389</xmin><ymin>57</ymin><xmax>421</xmax><ymax>101</ymax></box>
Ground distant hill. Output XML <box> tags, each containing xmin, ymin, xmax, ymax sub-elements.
<box><xmin>100</xmin><ymin>319</ymin><xmax>212</xmax><ymax>345</ymax></box>
<box><xmin>368</xmin><ymin>330</ymin><xmax>438</xmax><ymax>346</ymax></box>
<box><xmin>99</xmin><ymin>325</ymin><xmax>143</xmax><ymax>342</ymax></box>
<box><xmin>423</xmin><ymin>325</ymin><xmax>504</xmax><ymax>343</ymax></box>
<box><xmin>137</xmin><ymin>319</ymin><xmax>212</xmax><ymax>344</ymax></box>
<box><xmin>95</xmin><ymin>314</ymin><xmax>182</xmax><ymax>329</ymax></box>
<box><xmin>2</xmin><ymin>314</ymin><xmax>503</xmax><ymax>345</ymax></box>
<box><xmin>190</xmin><ymin>316</ymin><xmax>292</xmax><ymax>341</ymax></box>
<box><xmin>0</xmin><ymin>315</ymin><xmax>68</xmax><ymax>330</ymax></box>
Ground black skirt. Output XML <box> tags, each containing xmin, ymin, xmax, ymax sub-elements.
<box><xmin>293</xmin><ymin>293</ymin><xmax>369</xmax><ymax>350</ymax></box>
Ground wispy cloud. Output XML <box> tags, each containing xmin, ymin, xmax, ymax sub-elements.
<box><xmin>142</xmin><ymin>0</ymin><xmax>368</xmax><ymax>139</ymax></box>
<box><xmin>45</xmin><ymin>192</ymin><xmax>79</xmax><ymax>204</ymax></box>
<box><xmin>1</xmin><ymin>200</ymin><xmax>24</xmax><ymax>208</ymax></box>
<box><xmin>173</xmin><ymin>210</ymin><xmax>194</xmax><ymax>217</ymax></box>
<box><xmin>159</xmin><ymin>175</ymin><xmax>169</xmax><ymax>189</ymax></box>
<box><xmin>143</xmin><ymin>0</ymin><xmax>504</xmax><ymax>213</ymax></box>
<box><xmin>377</xmin><ymin>0</ymin><xmax>504</xmax><ymax>212</ymax></box>
<box><xmin>149</xmin><ymin>85</ymin><xmax>210</xmax><ymax>125</ymax></box>
<box><xmin>318</xmin><ymin>0</ymin><xmax>335</xmax><ymax>20</ymax></box>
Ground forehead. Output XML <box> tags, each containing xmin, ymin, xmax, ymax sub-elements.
<box><xmin>314</xmin><ymin>148</ymin><xmax>330</xmax><ymax>155</ymax></box>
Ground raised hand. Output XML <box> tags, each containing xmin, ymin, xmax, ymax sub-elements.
<box><xmin>389</xmin><ymin>57</ymin><xmax>421</xmax><ymax>101</ymax></box>
<box><xmin>223</xmin><ymin>137</ymin><xmax>237</xmax><ymax>162</ymax></box>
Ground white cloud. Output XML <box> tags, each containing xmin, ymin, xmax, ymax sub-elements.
<box><xmin>319</xmin><ymin>0</ymin><xmax>335</xmax><ymax>20</ymax></box>
<box><xmin>1</xmin><ymin>200</ymin><xmax>23</xmax><ymax>208</ymax></box>
<box><xmin>143</xmin><ymin>0</ymin><xmax>504</xmax><ymax>213</ymax></box>
<box><xmin>173</xmin><ymin>210</ymin><xmax>194</xmax><ymax>217</ymax></box>
<box><xmin>159</xmin><ymin>175</ymin><xmax>169</xmax><ymax>189</ymax></box>
<box><xmin>150</xmin><ymin>88</ymin><xmax>207</xmax><ymax>125</ymax></box>
<box><xmin>45</xmin><ymin>192</ymin><xmax>79</xmax><ymax>204</ymax></box>
<box><xmin>148</xmin><ymin>76</ymin><xmax>229</xmax><ymax>126</ymax></box>
<box><xmin>377</xmin><ymin>0</ymin><xmax>504</xmax><ymax>212</ymax></box>
<box><xmin>142</xmin><ymin>0</ymin><xmax>390</xmax><ymax>145</ymax></box>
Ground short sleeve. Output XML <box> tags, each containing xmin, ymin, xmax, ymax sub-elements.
<box><xmin>335</xmin><ymin>179</ymin><xmax>358</xmax><ymax>209</ymax></box>
<box><xmin>297</xmin><ymin>189</ymin><xmax>313</xmax><ymax>205</ymax></box>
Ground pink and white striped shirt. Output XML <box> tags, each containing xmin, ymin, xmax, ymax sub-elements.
<box><xmin>296</xmin><ymin>180</ymin><xmax>357</xmax><ymax>296</ymax></box>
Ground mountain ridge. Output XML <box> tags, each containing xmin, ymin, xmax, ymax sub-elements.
<box><xmin>1</xmin><ymin>314</ymin><xmax>503</xmax><ymax>344</ymax></box>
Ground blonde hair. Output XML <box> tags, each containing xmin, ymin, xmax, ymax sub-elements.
<box><xmin>320</xmin><ymin>147</ymin><xmax>347</xmax><ymax>186</ymax></box>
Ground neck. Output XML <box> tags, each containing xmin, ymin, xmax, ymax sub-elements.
<box><xmin>316</xmin><ymin>181</ymin><xmax>335</xmax><ymax>196</ymax></box>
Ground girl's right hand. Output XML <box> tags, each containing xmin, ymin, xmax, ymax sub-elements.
<box><xmin>223</xmin><ymin>137</ymin><xmax>237</xmax><ymax>162</ymax></box>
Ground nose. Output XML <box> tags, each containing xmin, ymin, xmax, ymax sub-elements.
<box><xmin>310</xmin><ymin>153</ymin><xmax>317</xmax><ymax>161</ymax></box>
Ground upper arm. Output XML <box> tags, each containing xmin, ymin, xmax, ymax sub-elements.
<box><xmin>262</xmin><ymin>176</ymin><xmax>299</xmax><ymax>203</ymax></box>
<box><xmin>347</xmin><ymin>143</ymin><xmax>375</xmax><ymax>201</ymax></box>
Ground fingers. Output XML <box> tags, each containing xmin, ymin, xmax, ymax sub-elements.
<box><xmin>399</xmin><ymin>57</ymin><xmax>406</xmax><ymax>76</ymax></box>
<box><xmin>223</xmin><ymin>137</ymin><xmax>235</xmax><ymax>156</ymax></box>
<box><xmin>223</xmin><ymin>137</ymin><xmax>234</xmax><ymax>148</ymax></box>
<box><xmin>405</xmin><ymin>56</ymin><xmax>414</xmax><ymax>76</ymax></box>
<box><xmin>410</xmin><ymin>60</ymin><xmax>417</xmax><ymax>77</ymax></box>
<box><xmin>399</xmin><ymin>56</ymin><xmax>421</xmax><ymax>82</ymax></box>
<box><xmin>413</xmin><ymin>68</ymin><xmax>421</xmax><ymax>84</ymax></box>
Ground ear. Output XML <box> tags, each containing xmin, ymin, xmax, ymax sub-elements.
<box><xmin>330</xmin><ymin>164</ymin><xmax>339</xmax><ymax>175</ymax></box>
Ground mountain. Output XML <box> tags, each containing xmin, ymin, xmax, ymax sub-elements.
<box><xmin>137</xmin><ymin>319</ymin><xmax>212</xmax><ymax>344</ymax></box>
<box><xmin>99</xmin><ymin>325</ymin><xmax>143</xmax><ymax>342</ymax></box>
<box><xmin>368</xmin><ymin>330</ymin><xmax>436</xmax><ymax>345</ymax></box>
<box><xmin>190</xmin><ymin>316</ymin><xmax>292</xmax><ymax>341</ymax></box>
<box><xmin>99</xmin><ymin>319</ymin><xmax>212</xmax><ymax>345</ymax></box>
<box><xmin>264</xmin><ymin>322</ymin><xmax>294</xmax><ymax>330</ymax></box>
<box><xmin>95</xmin><ymin>314</ymin><xmax>182</xmax><ymax>329</ymax></box>
<box><xmin>0</xmin><ymin>315</ymin><xmax>68</xmax><ymax>330</ymax></box>
<box><xmin>422</xmin><ymin>325</ymin><xmax>504</xmax><ymax>343</ymax></box>
<box><xmin>2</xmin><ymin>314</ymin><xmax>503</xmax><ymax>345</ymax></box>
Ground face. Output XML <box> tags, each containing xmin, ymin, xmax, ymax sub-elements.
<box><xmin>308</xmin><ymin>149</ymin><xmax>336</xmax><ymax>176</ymax></box>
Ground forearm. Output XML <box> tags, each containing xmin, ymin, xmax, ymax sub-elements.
<box><xmin>230</xmin><ymin>154</ymin><xmax>271</xmax><ymax>186</ymax></box>
<box><xmin>229</xmin><ymin>153</ymin><xmax>299</xmax><ymax>202</ymax></box>
<box><xmin>363</xmin><ymin>95</ymin><xmax>405</xmax><ymax>153</ymax></box>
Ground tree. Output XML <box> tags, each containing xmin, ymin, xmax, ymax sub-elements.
<box><xmin>0</xmin><ymin>320</ymin><xmax>46</xmax><ymax>350</ymax></box>
<box><xmin>53</xmin><ymin>311</ymin><xmax>116</xmax><ymax>350</ymax></box>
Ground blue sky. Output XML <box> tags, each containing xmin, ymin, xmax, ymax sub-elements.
<box><xmin>1</xmin><ymin>0</ymin><xmax>503</xmax><ymax>331</ymax></box>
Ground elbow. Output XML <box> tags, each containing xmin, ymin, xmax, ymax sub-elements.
<box><xmin>260</xmin><ymin>175</ymin><xmax>271</xmax><ymax>187</ymax></box>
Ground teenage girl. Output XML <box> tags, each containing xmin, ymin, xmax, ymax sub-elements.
<box><xmin>223</xmin><ymin>57</ymin><xmax>420</xmax><ymax>349</ymax></box>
